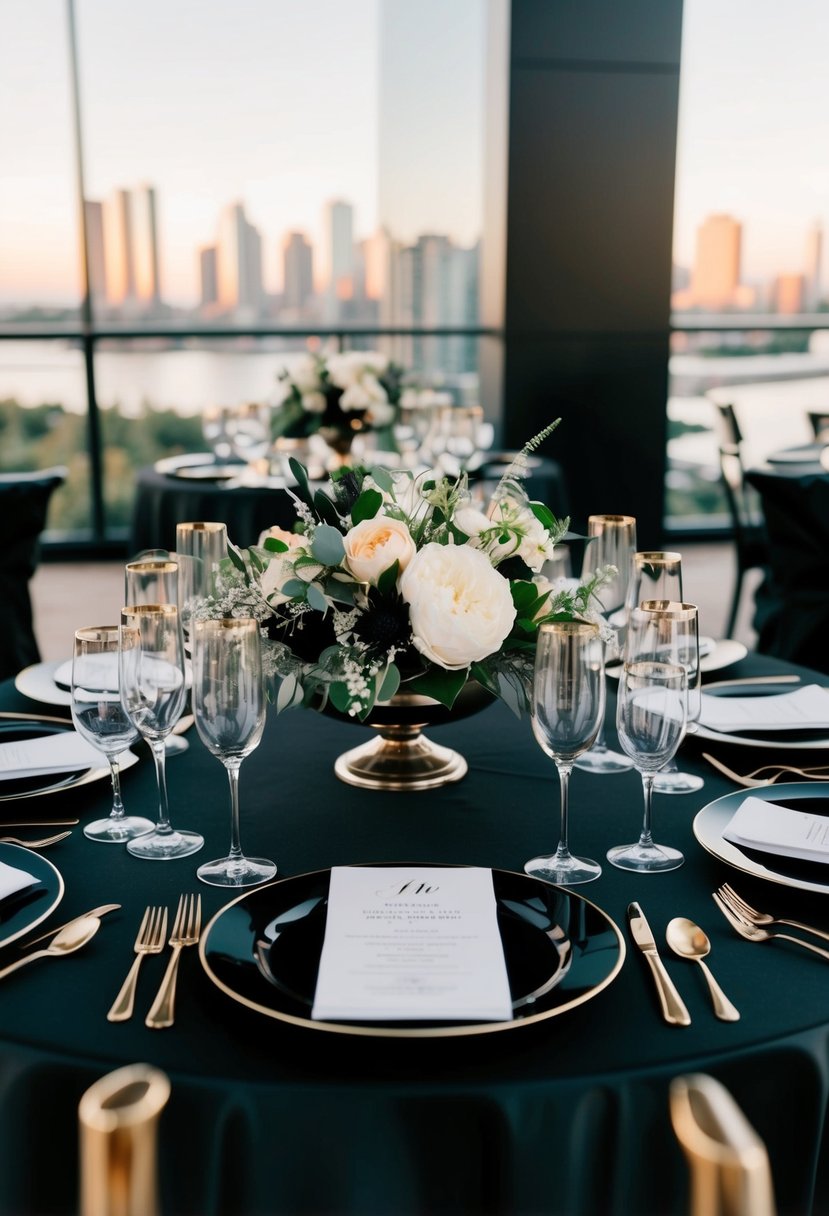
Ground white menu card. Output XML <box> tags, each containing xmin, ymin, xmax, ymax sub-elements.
<box><xmin>0</xmin><ymin>731</ymin><xmax>105</xmax><ymax>782</ymax></box>
<box><xmin>311</xmin><ymin>866</ymin><xmax>513</xmax><ymax>1023</ymax></box>
<box><xmin>723</xmin><ymin>795</ymin><xmax>829</xmax><ymax>864</ymax></box>
<box><xmin>699</xmin><ymin>685</ymin><xmax>829</xmax><ymax>733</ymax></box>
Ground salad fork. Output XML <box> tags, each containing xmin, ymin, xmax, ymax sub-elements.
<box><xmin>712</xmin><ymin>891</ymin><xmax>829</xmax><ymax>961</ymax></box>
<box><xmin>145</xmin><ymin>894</ymin><xmax>201</xmax><ymax>1029</ymax></box>
<box><xmin>702</xmin><ymin>753</ymin><xmax>829</xmax><ymax>787</ymax></box>
<box><xmin>107</xmin><ymin>905</ymin><xmax>168</xmax><ymax>1022</ymax></box>
<box><xmin>0</xmin><ymin>831</ymin><xmax>72</xmax><ymax>848</ymax></box>
<box><xmin>717</xmin><ymin>883</ymin><xmax>829</xmax><ymax>944</ymax></box>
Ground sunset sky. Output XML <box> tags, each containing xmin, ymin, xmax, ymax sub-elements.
<box><xmin>1</xmin><ymin>0</ymin><xmax>826</xmax><ymax>306</ymax></box>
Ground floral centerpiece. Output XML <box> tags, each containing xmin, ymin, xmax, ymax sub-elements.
<box><xmin>271</xmin><ymin>349</ymin><xmax>404</xmax><ymax>458</ymax></box>
<box><xmin>200</xmin><ymin>420</ymin><xmax>615</xmax><ymax>789</ymax></box>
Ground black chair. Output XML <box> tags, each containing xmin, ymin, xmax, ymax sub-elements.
<box><xmin>718</xmin><ymin>445</ymin><xmax>768</xmax><ymax>638</ymax></box>
<box><xmin>807</xmin><ymin>410</ymin><xmax>829</xmax><ymax>443</ymax></box>
<box><xmin>713</xmin><ymin>401</ymin><xmax>744</xmax><ymax>448</ymax></box>
<box><xmin>0</xmin><ymin>468</ymin><xmax>67</xmax><ymax>681</ymax></box>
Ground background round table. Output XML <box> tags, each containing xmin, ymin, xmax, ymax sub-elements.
<box><xmin>1</xmin><ymin>652</ymin><xmax>828</xmax><ymax>1215</ymax></box>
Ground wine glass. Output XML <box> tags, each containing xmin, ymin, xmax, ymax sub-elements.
<box><xmin>228</xmin><ymin>402</ymin><xmax>272</xmax><ymax>467</ymax></box>
<box><xmin>175</xmin><ymin>522</ymin><xmax>227</xmax><ymax>642</ymax></box>
<box><xmin>524</xmin><ymin>621</ymin><xmax>606</xmax><ymax>885</ymax></box>
<box><xmin>623</xmin><ymin>553</ymin><xmax>702</xmax><ymax>795</ymax></box>
<box><xmin>628</xmin><ymin>599</ymin><xmax>702</xmax><ymax>795</ymax></box>
<box><xmin>119</xmin><ymin>605</ymin><xmax>204</xmax><ymax>861</ymax></box>
<box><xmin>202</xmin><ymin>405</ymin><xmax>234</xmax><ymax>461</ymax></box>
<box><xmin>124</xmin><ymin>558</ymin><xmax>179</xmax><ymax>608</ymax></box>
<box><xmin>191</xmin><ymin>618</ymin><xmax>276</xmax><ymax>887</ymax></box>
<box><xmin>70</xmin><ymin>626</ymin><xmax>154</xmax><ymax>843</ymax></box>
<box><xmin>607</xmin><ymin>660</ymin><xmax>687</xmax><ymax>872</ymax></box>
<box><xmin>575</xmin><ymin>514</ymin><xmax>637</xmax><ymax>774</ymax></box>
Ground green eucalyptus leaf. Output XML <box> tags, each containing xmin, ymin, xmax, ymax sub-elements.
<box><xmin>279</xmin><ymin>578</ymin><xmax>307</xmax><ymax>598</ymax></box>
<box><xmin>276</xmin><ymin>673</ymin><xmax>298</xmax><ymax>714</ymax></box>
<box><xmin>227</xmin><ymin>542</ymin><xmax>247</xmax><ymax>574</ymax></box>
<box><xmin>369</xmin><ymin>466</ymin><xmax>394</xmax><ymax>493</ymax></box>
<box><xmin>351</xmin><ymin>488</ymin><xmax>383</xmax><ymax>525</ymax></box>
<box><xmin>377</xmin><ymin>662</ymin><xmax>401</xmax><ymax>702</ymax></box>
<box><xmin>314</xmin><ymin>490</ymin><xmax>341</xmax><ymax>527</ymax></box>
<box><xmin>376</xmin><ymin>560</ymin><xmax>400</xmax><ymax>595</ymax></box>
<box><xmin>407</xmin><ymin>665</ymin><xmax>469</xmax><ymax>709</ymax></box>
<box><xmin>311</xmin><ymin>524</ymin><xmax>346</xmax><ymax>566</ymax></box>
<box><xmin>263</xmin><ymin>537</ymin><xmax>289</xmax><ymax>553</ymax></box>
<box><xmin>328</xmin><ymin>681</ymin><xmax>353</xmax><ymax>714</ymax></box>
<box><xmin>288</xmin><ymin>457</ymin><xmax>313</xmax><ymax>506</ymax></box>
<box><xmin>306</xmin><ymin>583</ymin><xmax>328</xmax><ymax>614</ymax></box>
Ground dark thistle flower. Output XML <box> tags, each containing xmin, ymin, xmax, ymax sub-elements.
<box><xmin>351</xmin><ymin>586</ymin><xmax>412</xmax><ymax>658</ymax></box>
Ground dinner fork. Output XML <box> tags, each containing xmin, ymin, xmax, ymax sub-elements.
<box><xmin>702</xmin><ymin>753</ymin><xmax>829</xmax><ymax>787</ymax></box>
<box><xmin>717</xmin><ymin>883</ymin><xmax>829</xmax><ymax>944</ymax></box>
<box><xmin>712</xmin><ymin>891</ymin><xmax>829</xmax><ymax>961</ymax></box>
<box><xmin>0</xmin><ymin>831</ymin><xmax>73</xmax><ymax>848</ymax></box>
<box><xmin>107</xmin><ymin>906</ymin><xmax>168</xmax><ymax>1023</ymax></box>
<box><xmin>145</xmin><ymin>894</ymin><xmax>201</xmax><ymax>1029</ymax></box>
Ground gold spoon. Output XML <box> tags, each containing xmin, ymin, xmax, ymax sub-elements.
<box><xmin>666</xmin><ymin>918</ymin><xmax>740</xmax><ymax>1022</ymax></box>
<box><xmin>0</xmin><ymin>916</ymin><xmax>100</xmax><ymax>982</ymax></box>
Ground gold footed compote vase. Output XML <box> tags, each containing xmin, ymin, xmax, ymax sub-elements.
<box><xmin>323</xmin><ymin>682</ymin><xmax>494</xmax><ymax>791</ymax></box>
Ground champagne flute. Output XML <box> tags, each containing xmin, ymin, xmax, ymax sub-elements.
<box><xmin>124</xmin><ymin>557</ymin><xmax>191</xmax><ymax>756</ymax></box>
<box><xmin>119</xmin><ymin>605</ymin><xmax>204</xmax><ymax>861</ymax></box>
<box><xmin>608</xmin><ymin>660</ymin><xmax>687</xmax><ymax>872</ymax></box>
<box><xmin>175</xmin><ymin>522</ymin><xmax>228</xmax><ymax>643</ymax></box>
<box><xmin>628</xmin><ymin>599</ymin><xmax>702</xmax><ymax>795</ymax></box>
<box><xmin>191</xmin><ymin>619</ymin><xmax>276</xmax><ymax>887</ymax></box>
<box><xmin>524</xmin><ymin>621</ymin><xmax>606</xmax><ymax>885</ymax></box>
<box><xmin>70</xmin><ymin>626</ymin><xmax>154</xmax><ymax>843</ymax></box>
<box><xmin>575</xmin><ymin>514</ymin><xmax>637</xmax><ymax>774</ymax></box>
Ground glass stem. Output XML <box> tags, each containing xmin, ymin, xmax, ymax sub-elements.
<box><xmin>150</xmin><ymin>739</ymin><xmax>172</xmax><ymax>834</ymax></box>
<box><xmin>225</xmin><ymin>760</ymin><xmax>244</xmax><ymax>861</ymax></box>
<box><xmin>639</xmin><ymin>772</ymin><xmax>655</xmax><ymax>848</ymax></box>
<box><xmin>108</xmin><ymin>756</ymin><xmax>125</xmax><ymax>821</ymax></box>
<box><xmin>556</xmin><ymin>761</ymin><xmax>574</xmax><ymax>858</ymax></box>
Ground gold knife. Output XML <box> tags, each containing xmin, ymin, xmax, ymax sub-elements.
<box><xmin>1</xmin><ymin>819</ymin><xmax>80</xmax><ymax>828</ymax></box>
<box><xmin>20</xmin><ymin>904</ymin><xmax>121</xmax><ymax>948</ymax></box>
<box><xmin>627</xmin><ymin>902</ymin><xmax>691</xmax><ymax>1026</ymax></box>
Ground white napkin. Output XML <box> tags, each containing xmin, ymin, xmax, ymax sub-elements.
<box><xmin>723</xmin><ymin>796</ymin><xmax>829</xmax><ymax>864</ymax></box>
<box><xmin>0</xmin><ymin>731</ymin><xmax>105</xmax><ymax>782</ymax></box>
<box><xmin>0</xmin><ymin>859</ymin><xmax>39</xmax><ymax>903</ymax></box>
<box><xmin>52</xmin><ymin>659</ymin><xmax>73</xmax><ymax>690</ymax></box>
<box><xmin>699</xmin><ymin>685</ymin><xmax>829</xmax><ymax>733</ymax></box>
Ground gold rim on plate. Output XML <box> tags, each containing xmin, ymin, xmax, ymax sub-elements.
<box><xmin>0</xmin><ymin>712</ymin><xmax>139</xmax><ymax>803</ymax></box>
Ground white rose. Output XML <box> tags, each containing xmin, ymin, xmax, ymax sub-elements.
<box><xmin>301</xmin><ymin>390</ymin><xmax>327</xmax><ymax>414</ymax></box>
<box><xmin>291</xmin><ymin>353</ymin><xmax>322</xmax><ymax>394</ymax></box>
<box><xmin>326</xmin><ymin>351</ymin><xmax>364</xmax><ymax>390</ymax></box>
<box><xmin>340</xmin><ymin>373</ymin><xmax>388</xmax><ymax>413</ymax></box>
<box><xmin>257</xmin><ymin>525</ymin><xmax>306</xmax><ymax>550</ymax></box>
<box><xmin>367</xmin><ymin>397</ymin><xmax>395</xmax><ymax>426</ymax></box>
<box><xmin>343</xmin><ymin>516</ymin><xmax>416</xmax><ymax>586</ymax></box>
<box><xmin>400</xmin><ymin>542</ymin><xmax>516</xmax><ymax>670</ymax></box>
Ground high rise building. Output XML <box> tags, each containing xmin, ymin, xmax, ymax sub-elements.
<box><xmin>131</xmin><ymin>185</ymin><xmax>161</xmax><ymax>307</ymax></box>
<box><xmin>103</xmin><ymin>189</ymin><xmax>136</xmax><ymax>307</ymax></box>
<box><xmin>690</xmin><ymin>214</ymin><xmax>742</xmax><ymax>310</ymax></box>
<box><xmin>805</xmin><ymin>221</ymin><xmax>823</xmax><ymax>310</ymax></box>
<box><xmin>216</xmin><ymin>202</ymin><xmax>264</xmax><ymax>318</ymax></box>
<box><xmin>83</xmin><ymin>200</ymin><xmax>106</xmax><ymax>310</ymax></box>
<box><xmin>323</xmin><ymin>200</ymin><xmax>354</xmax><ymax>320</ymax></box>
<box><xmin>199</xmin><ymin>246</ymin><xmax>218</xmax><ymax>310</ymax></box>
<box><xmin>282</xmin><ymin>232</ymin><xmax>314</xmax><ymax>312</ymax></box>
<box><xmin>774</xmin><ymin>272</ymin><xmax>805</xmax><ymax>315</ymax></box>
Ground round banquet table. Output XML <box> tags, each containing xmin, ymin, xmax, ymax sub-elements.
<box><xmin>1</xmin><ymin>652</ymin><xmax>829</xmax><ymax>1216</ymax></box>
<box><xmin>746</xmin><ymin>456</ymin><xmax>829</xmax><ymax>675</ymax></box>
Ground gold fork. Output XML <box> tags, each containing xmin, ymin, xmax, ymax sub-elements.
<box><xmin>0</xmin><ymin>831</ymin><xmax>73</xmax><ymax>848</ymax></box>
<box><xmin>712</xmin><ymin>891</ymin><xmax>829</xmax><ymax>961</ymax></box>
<box><xmin>703</xmin><ymin>753</ymin><xmax>829</xmax><ymax>787</ymax></box>
<box><xmin>717</xmin><ymin>883</ymin><xmax>829</xmax><ymax>944</ymax></box>
<box><xmin>145</xmin><ymin>894</ymin><xmax>201</xmax><ymax>1030</ymax></box>
<box><xmin>107</xmin><ymin>906</ymin><xmax>168</xmax><ymax>1023</ymax></box>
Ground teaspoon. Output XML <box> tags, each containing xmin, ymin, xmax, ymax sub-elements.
<box><xmin>0</xmin><ymin>916</ymin><xmax>100</xmax><ymax>983</ymax></box>
<box><xmin>666</xmin><ymin>917</ymin><xmax>740</xmax><ymax>1022</ymax></box>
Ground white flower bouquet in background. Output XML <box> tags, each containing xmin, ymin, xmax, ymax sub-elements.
<box><xmin>200</xmin><ymin>421</ymin><xmax>616</xmax><ymax>721</ymax></box>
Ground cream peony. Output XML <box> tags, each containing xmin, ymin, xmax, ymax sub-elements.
<box><xmin>259</xmin><ymin>553</ymin><xmax>294</xmax><ymax>605</ymax></box>
<box><xmin>343</xmin><ymin>516</ymin><xmax>416</xmax><ymax>586</ymax></box>
<box><xmin>400</xmin><ymin>542</ymin><xmax>516</xmax><ymax>670</ymax></box>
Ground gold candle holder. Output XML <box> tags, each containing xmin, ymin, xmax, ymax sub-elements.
<box><xmin>79</xmin><ymin>1063</ymin><xmax>170</xmax><ymax>1216</ymax></box>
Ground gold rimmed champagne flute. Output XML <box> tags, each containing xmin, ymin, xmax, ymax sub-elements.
<box><xmin>608</xmin><ymin>660</ymin><xmax>687</xmax><ymax>872</ymax></box>
<box><xmin>124</xmin><ymin>557</ymin><xmax>190</xmax><ymax>757</ymax></box>
<box><xmin>628</xmin><ymin>598</ymin><xmax>703</xmax><ymax>795</ymax></box>
<box><xmin>70</xmin><ymin>626</ymin><xmax>154</xmax><ymax>843</ymax></box>
<box><xmin>191</xmin><ymin>619</ymin><xmax>276</xmax><ymax>887</ymax></box>
<box><xmin>575</xmin><ymin>513</ymin><xmax>637</xmax><ymax>774</ymax></box>
<box><xmin>175</xmin><ymin>522</ymin><xmax>228</xmax><ymax>643</ymax></box>
<box><xmin>524</xmin><ymin>620</ymin><xmax>606</xmax><ymax>885</ymax></box>
<box><xmin>119</xmin><ymin>605</ymin><xmax>204</xmax><ymax>861</ymax></box>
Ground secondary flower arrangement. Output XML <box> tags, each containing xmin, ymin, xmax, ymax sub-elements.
<box><xmin>271</xmin><ymin>349</ymin><xmax>404</xmax><ymax>452</ymax></box>
<box><xmin>203</xmin><ymin>421</ymin><xmax>616</xmax><ymax>722</ymax></box>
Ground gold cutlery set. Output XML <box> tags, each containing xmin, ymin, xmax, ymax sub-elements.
<box><xmin>108</xmin><ymin>894</ymin><xmax>202</xmax><ymax>1030</ymax></box>
<box><xmin>713</xmin><ymin>883</ymin><xmax>829</xmax><ymax>961</ymax></box>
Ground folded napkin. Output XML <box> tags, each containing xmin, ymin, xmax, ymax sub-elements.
<box><xmin>700</xmin><ymin>684</ymin><xmax>829</xmax><ymax>734</ymax></box>
<box><xmin>0</xmin><ymin>859</ymin><xmax>39</xmax><ymax>903</ymax></box>
<box><xmin>52</xmin><ymin>659</ymin><xmax>73</xmax><ymax>690</ymax></box>
<box><xmin>0</xmin><ymin>731</ymin><xmax>105</xmax><ymax>783</ymax></box>
<box><xmin>723</xmin><ymin>795</ymin><xmax>829</xmax><ymax>864</ymax></box>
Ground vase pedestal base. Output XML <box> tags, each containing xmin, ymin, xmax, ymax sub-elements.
<box><xmin>334</xmin><ymin>725</ymin><xmax>467</xmax><ymax>791</ymax></box>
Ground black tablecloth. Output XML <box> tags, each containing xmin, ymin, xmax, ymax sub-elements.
<box><xmin>746</xmin><ymin>463</ymin><xmax>829</xmax><ymax>674</ymax></box>
<box><xmin>1</xmin><ymin>653</ymin><xmax>829</xmax><ymax>1215</ymax></box>
<box><xmin>130</xmin><ymin>457</ymin><xmax>569</xmax><ymax>555</ymax></box>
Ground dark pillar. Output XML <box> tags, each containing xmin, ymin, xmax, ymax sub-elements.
<box><xmin>488</xmin><ymin>0</ymin><xmax>683</xmax><ymax>545</ymax></box>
